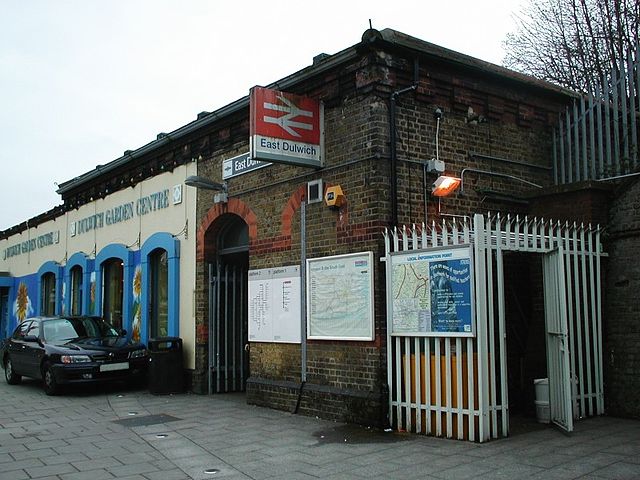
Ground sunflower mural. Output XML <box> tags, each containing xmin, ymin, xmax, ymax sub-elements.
<box><xmin>13</xmin><ymin>282</ymin><xmax>33</xmax><ymax>322</ymax></box>
<box><xmin>131</xmin><ymin>265</ymin><xmax>142</xmax><ymax>342</ymax></box>
<box><xmin>89</xmin><ymin>272</ymin><xmax>96</xmax><ymax>314</ymax></box>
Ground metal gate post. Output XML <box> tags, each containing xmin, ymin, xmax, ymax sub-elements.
<box><xmin>473</xmin><ymin>214</ymin><xmax>491</xmax><ymax>442</ymax></box>
<box><xmin>207</xmin><ymin>263</ymin><xmax>216</xmax><ymax>395</ymax></box>
<box><xmin>215</xmin><ymin>261</ymin><xmax>222</xmax><ymax>393</ymax></box>
<box><xmin>301</xmin><ymin>201</ymin><xmax>307</xmax><ymax>383</ymax></box>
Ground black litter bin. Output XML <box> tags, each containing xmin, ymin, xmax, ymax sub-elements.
<box><xmin>148</xmin><ymin>337</ymin><xmax>184</xmax><ymax>394</ymax></box>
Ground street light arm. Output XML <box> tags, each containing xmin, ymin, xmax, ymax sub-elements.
<box><xmin>184</xmin><ymin>175</ymin><xmax>227</xmax><ymax>192</ymax></box>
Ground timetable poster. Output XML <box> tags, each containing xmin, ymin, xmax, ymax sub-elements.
<box><xmin>248</xmin><ymin>265</ymin><xmax>301</xmax><ymax>343</ymax></box>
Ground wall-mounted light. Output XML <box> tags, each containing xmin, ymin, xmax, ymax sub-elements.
<box><xmin>184</xmin><ymin>176</ymin><xmax>226</xmax><ymax>191</ymax></box>
<box><xmin>431</xmin><ymin>175</ymin><xmax>461</xmax><ymax>197</ymax></box>
<box><xmin>184</xmin><ymin>175</ymin><xmax>228</xmax><ymax>204</ymax></box>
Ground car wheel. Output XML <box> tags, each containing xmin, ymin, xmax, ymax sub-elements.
<box><xmin>4</xmin><ymin>357</ymin><xmax>21</xmax><ymax>385</ymax></box>
<box><xmin>42</xmin><ymin>363</ymin><xmax>59</xmax><ymax>396</ymax></box>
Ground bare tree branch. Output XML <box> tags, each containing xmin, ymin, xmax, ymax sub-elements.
<box><xmin>503</xmin><ymin>0</ymin><xmax>637</xmax><ymax>93</ymax></box>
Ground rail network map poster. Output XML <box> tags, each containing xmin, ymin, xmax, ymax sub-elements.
<box><xmin>390</xmin><ymin>245</ymin><xmax>475</xmax><ymax>336</ymax></box>
<box><xmin>307</xmin><ymin>252</ymin><xmax>374</xmax><ymax>340</ymax></box>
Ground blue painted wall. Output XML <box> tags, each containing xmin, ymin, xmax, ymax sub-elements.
<box><xmin>1</xmin><ymin>237</ymin><xmax>180</xmax><ymax>344</ymax></box>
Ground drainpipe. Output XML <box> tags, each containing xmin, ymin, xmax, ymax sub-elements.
<box><xmin>389</xmin><ymin>59</ymin><xmax>419</xmax><ymax>227</ymax></box>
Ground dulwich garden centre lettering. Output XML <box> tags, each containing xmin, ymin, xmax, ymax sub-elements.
<box><xmin>3</xmin><ymin>231</ymin><xmax>60</xmax><ymax>260</ymax></box>
<box><xmin>72</xmin><ymin>189</ymin><xmax>170</xmax><ymax>237</ymax></box>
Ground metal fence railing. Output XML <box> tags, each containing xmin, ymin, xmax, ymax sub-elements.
<box><xmin>554</xmin><ymin>44</ymin><xmax>640</xmax><ymax>184</ymax></box>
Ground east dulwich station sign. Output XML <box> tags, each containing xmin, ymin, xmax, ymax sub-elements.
<box><xmin>250</xmin><ymin>87</ymin><xmax>324</xmax><ymax>168</ymax></box>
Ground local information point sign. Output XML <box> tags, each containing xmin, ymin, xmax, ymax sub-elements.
<box><xmin>250</xmin><ymin>86</ymin><xmax>324</xmax><ymax>168</ymax></box>
<box><xmin>390</xmin><ymin>245</ymin><xmax>475</xmax><ymax>337</ymax></box>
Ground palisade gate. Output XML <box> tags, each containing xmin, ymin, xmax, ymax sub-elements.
<box><xmin>384</xmin><ymin>213</ymin><xmax>605</xmax><ymax>442</ymax></box>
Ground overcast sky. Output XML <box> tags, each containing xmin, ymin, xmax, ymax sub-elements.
<box><xmin>0</xmin><ymin>0</ymin><xmax>523</xmax><ymax>231</ymax></box>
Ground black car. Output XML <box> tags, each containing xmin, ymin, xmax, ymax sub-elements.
<box><xmin>1</xmin><ymin>316</ymin><xmax>148</xmax><ymax>395</ymax></box>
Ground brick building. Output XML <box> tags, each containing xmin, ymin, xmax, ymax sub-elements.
<box><xmin>2</xmin><ymin>27</ymin><xmax>635</xmax><ymax>436</ymax></box>
<box><xmin>187</xmin><ymin>28</ymin><xmax>577</xmax><ymax>427</ymax></box>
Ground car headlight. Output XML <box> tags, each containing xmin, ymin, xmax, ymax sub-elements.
<box><xmin>129</xmin><ymin>349</ymin><xmax>147</xmax><ymax>359</ymax></box>
<box><xmin>61</xmin><ymin>355</ymin><xmax>91</xmax><ymax>364</ymax></box>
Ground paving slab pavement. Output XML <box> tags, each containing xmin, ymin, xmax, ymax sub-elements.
<box><xmin>1</xmin><ymin>377</ymin><xmax>639</xmax><ymax>479</ymax></box>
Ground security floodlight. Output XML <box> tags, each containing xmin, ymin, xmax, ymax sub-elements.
<box><xmin>431</xmin><ymin>175</ymin><xmax>461</xmax><ymax>197</ymax></box>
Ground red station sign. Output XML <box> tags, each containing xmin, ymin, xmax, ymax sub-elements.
<box><xmin>250</xmin><ymin>87</ymin><xmax>324</xmax><ymax>168</ymax></box>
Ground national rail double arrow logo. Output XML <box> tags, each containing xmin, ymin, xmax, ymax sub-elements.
<box><xmin>262</xmin><ymin>94</ymin><xmax>314</xmax><ymax>138</ymax></box>
<box><xmin>250</xmin><ymin>86</ymin><xmax>323</xmax><ymax>167</ymax></box>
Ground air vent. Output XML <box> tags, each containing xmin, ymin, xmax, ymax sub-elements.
<box><xmin>307</xmin><ymin>179</ymin><xmax>323</xmax><ymax>204</ymax></box>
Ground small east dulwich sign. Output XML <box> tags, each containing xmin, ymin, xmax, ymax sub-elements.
<box><xmin>250</xmin><ymin>87</ymin><xmax>324</xmax><ymax>168</ymax></box>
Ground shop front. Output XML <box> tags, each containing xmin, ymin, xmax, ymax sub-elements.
<box><xmin>0</xmin><ymin>164</ymin><xmax>198</xmax><ymax>373</ymax></box>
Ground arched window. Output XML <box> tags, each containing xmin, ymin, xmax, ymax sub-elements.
<box><xmin>102</xmin><ymin>259</ymin><xmax>124</xmax><ymax>329</ymax></box>
<box><xmin>140</xmin><ymin>233</ymin><xmax>180</xmax><ymax>342</ymax></box>
<box><xmin>65</xmin><ymin>253</ymin><xmax>92</xmax><ymax>317</ymax></box>
<box><xmin>70</xmin><ymin>266</ymin><xmax>83</xmax><ymax>316</ymax></box>
<box><xmin>41</xmin><ymin>272</ymin><xmax>56</xmax><ymax>316</ymax></box>
<box><xmin>149</xmin><ymin>248</ymin><xmax>169</xmax><ymax>338</ymax></box>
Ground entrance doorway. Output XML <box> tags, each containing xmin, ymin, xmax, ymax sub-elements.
<box><xmin>206</xmin><ymin>215</ymin><xmax>249</xmax><ymax>394</ymax></box>
<box><xmin>504</xmin><ymin>250</ymin><xmax>575</xmax><ymax>434</ymax></box>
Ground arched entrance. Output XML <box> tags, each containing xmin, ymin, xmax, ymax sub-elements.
<box><xmin>205</xmin><ymin>214</ymin><xmax>249</xmax><ymax>394</ymax></box>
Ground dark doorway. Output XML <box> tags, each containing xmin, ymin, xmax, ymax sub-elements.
<box><xmin>207</xmin><ymin>215</ymin><xmax>249</xmax><ymax>394</ymax></box>
<box><xmin>503</xmin><ymin>252</ymin><xmax>548</xmax><ymax>430</ymax></box>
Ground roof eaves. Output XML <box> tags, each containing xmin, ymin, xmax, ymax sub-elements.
<box><xmin>377</xmin><ymin>28</ymin><xmax>579</xmax><ymax>99</ymax></box>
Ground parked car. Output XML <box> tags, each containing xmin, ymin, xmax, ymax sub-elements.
<box><xmin>1</xmin><ymin>316</ymin><xmax>148</xmax><ymax>395</ymax></box>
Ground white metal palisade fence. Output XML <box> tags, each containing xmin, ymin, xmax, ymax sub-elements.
<box><xmin>554</xmin><ymin>43</ymin><xmax>640</xmax><ymax>183</ymax></box>
<box><xmin>384</xmin><ymin>213</ymin><xmax>605</xmax><ymax>442</ymax></box>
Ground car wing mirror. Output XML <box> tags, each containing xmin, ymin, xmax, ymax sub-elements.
<box><xmin>23</xmin><ymin>335</ymin><xmax>42</xmax><ymax>346</ymax></box>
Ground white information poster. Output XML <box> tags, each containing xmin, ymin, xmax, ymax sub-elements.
<box><xmin>248</xmin><ymin>265</ymin><xmax>301</xmax><ymax>343</ymax></box>
<box><xmin>307</xmin><ymin>251</ymin><xmax>374</xmax><ymax>340</ymax></box>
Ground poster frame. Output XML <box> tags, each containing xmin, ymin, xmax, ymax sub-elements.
<box><xmin>248</xmin><ymin>265</ymin><xmax>301</xmax><ymax>344</ymax></box>
<box><xmin>306</xmin><ymin>251</ymin><xmax>375</xmax><ymax>341</ymax></box>
<box><xmin>388</xmin><ymin>243</ymin><xmax>476</xmax><ymax>337</ymax></box>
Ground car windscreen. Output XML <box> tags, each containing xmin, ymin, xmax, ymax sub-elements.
<box><xmin>42</xmin><ymin>318</ymin><xmax>119</xmax><ymax>342</ymax></box>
